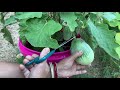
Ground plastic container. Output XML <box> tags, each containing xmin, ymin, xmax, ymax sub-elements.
<box><xmin>18</xmin><ymin>39</ymin><xmax>71</xmax><ymax>63</ymax></box>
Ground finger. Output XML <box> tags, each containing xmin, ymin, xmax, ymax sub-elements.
<box><xmin>25</xmin><ymin>54</ymin><xmax>39</xmax><ymax>66</ymax></box>
<box><xmin>19</xmin><ymin>64</ymin><xmax>25</xmax><ymax>71</ymax></box>
<box><xmin>32</xmin><ymin>54</ymin><xmax>39</xmax><ymax>66</ymax></box>
<box><xmin>23</xmin><ymin>59</ymin><xmax>33</xmax><ymax>69</ymax></box>
<box><xmin>64</xmin><ymin>69</ymin><xmax>87</xmax><ymax>78</ymax></box>
<box><xmin>75</xmin><ymin>70</ymin><xmax>87</xmax><ymax>75</ymax></box>
<box><xmin>74</xmin><ymin>62</ymin><xmax>86</xmax><ymax>70</ymax></box>
<box><xmin>40</xmin><ymin>48</ymin><xmax>50</xmax><ymax>58</ymax></box>
<box><xmin>76</xmin><ymin>65</ymin><xmax>86</xmax><ymax>70</ymax></box>
<box><xmin>23</xmin><ymin>59</ymin><xmax>29</xmax><ymax>64</ymax></box>
<box><xmin>71</xmin><ymin>51</ymin><xmax>83</xmax><ymax>60</ymax></box>
<box><xmin>19</xmin><ymin>64</ymin><xmax>30</xmax><ymax>78</ymax></box>
<box><xmin>32</xmin><ymin>54</ymin><xmax>39</xmax><ymax>58</ymax></box>
<box><xmin>25</xmin><ymin>55</ymin><xmax>34</xmax><ymax>61</ymax></box>
<box><xmin>40</xmin><ymin>48</ymin><xmax>50</xmax><ymax>64</ymax></box>
<box><xmin>66</xmin><ymin>51</ymin><xmax>83</xmax><ymax>62</ymax></box>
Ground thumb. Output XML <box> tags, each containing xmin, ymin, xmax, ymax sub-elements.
<box><xmin>40</xmin><ymin>48</ymin><xmax>50</xmax><ymax>62</ymax></box>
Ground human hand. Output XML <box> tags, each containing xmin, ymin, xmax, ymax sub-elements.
<box><xmin>19</xmin><ymin>48</ymin><xmax>51</xmax><ymax>78</ymax></box>
<box><xmin>19</xmin><ymin>48</ymin><xmax>88</xmax><ymax>78</ymax></box>
<box><xmin>57</xmin><ymin>51</ymin><xmax>87</xmax><ymax>78</ymax></box>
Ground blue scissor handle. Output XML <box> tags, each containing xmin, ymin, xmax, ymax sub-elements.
<box><xmin>25</xmin><ymin>57</ymin><xmax>38</xmax><ymax>66</ymax></box>
<box><xmin>25</xmin><ymin>49</ymin><xmax>56</xmax><ymax>66</ymax></box>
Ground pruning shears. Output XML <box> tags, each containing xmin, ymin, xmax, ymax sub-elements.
<box><xmin>25</xmin><ymin>36</ymin><xmax>75</xmax><ymax>67</ymax></box>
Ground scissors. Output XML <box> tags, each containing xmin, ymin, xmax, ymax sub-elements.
<box><xmin>25</xmin><ymin>36</ymin><xmax>75</xmax><ymax>67</ymax></box>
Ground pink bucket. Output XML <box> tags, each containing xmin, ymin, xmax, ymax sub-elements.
<box><xmin>18</xmin><ymin>39</ymin><xmax>71</xmax><ymax>63</ymax></box>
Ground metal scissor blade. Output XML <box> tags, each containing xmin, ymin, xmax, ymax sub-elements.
<box><xmin>57</xmin><ymin>36</ymin><xmax>75</xmax><ymax>49</ymax></box>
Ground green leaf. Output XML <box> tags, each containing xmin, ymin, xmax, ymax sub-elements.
<box><xmin>5</xmin><ymin>16</ymin><xmax>17</xmax><ymax>26</ymax></box>
<box><xmin>63</xmin><ymin>27</ymin><xmax>73</xmax><ymax>40</ymax></box>
<box><xmin>115</xmin><ymin>12</ymin><xmax>120</xmax><ymax>20</ymax></box>
<box><xmin>1</xmin><ymin>28</ymin><xmax>14</xmax><ymax>45</ymax></box>
<box><xmin>25</xmin><ymin>18</ymin><xmax>62</xmax><ymax>49</ymax></box>
<box><xmin>102</xmin><ymin>12</ymin><xmax>120</xmax><ymax>28</ymax></box>
<box><xmin>115</xmin><ymin>47</ymin><xmax>120</xmax><ymax>58</ymax></box>
<box><xmin>75</xmin><ymin>12</ymin><xmax>86</xmax><ymax>28</ymax></box>
<box><xmin>15</xmin><ymin>12</ymin><xmax>42</xmax><ymax>20</ymax></box>
<box><xmin>118</xmin><ymin>23</ymin><xmax>120</xmax><ymax>30</ymax></box>
<box><xmin>108</xmin><ymin>19</ymin><xmax>119</xmax><ymax>27</ymax></box>
<box><xmin>87</xmin><ymin>19</ymin><xmax>119</xmax><ymax>60</ymax></box>
<box><xmin>89</xmin><ymin>13</ymin><xmax>103</xmax><ymax>24</ymax></box>
<box><xmin>115</xmin><ymin>33</ymin><xmax>120</xmax><ymax>45</ymax></box>
<box><xmin>18</xmin><ymin>19</ymin><xmax>28</xmax><ymax>42</ymax></box>
<box><xmin>102</xmin><ymin>12</ymin><xmax>116</xmax><ymax>22</ymax></box>
<box><xmin>91</xmin><ymin>12</ymin><xmax>103</xmax><ymax>17</ymax></box>
<box><xmin>19</xmin><ymin>19</ymin><xmax>28</xmax><ymax>28</ymax></box>
<box><xmin>60</xmin><ymin>12</ymin><xmax>78</xmax><ymax>32</ymax></box>
<box><xmin>89</xmin><ymin>13</ymin><xmax>98</xmax><ymax>22</ymax></box>
<box><xmin>88</xmin><ymin>36</ymin><xmax>98</xmax><ymax>51</ymax></box>
<box><xmin>15</xmin><ymin>12</ymin><xmax>24</xmax><ymax>15</ymax></box>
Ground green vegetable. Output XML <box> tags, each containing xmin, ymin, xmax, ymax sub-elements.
<box><xmin>70</xmin><ymin>38</ymin><xmax>94</xmax><ymax>65</ymax></box>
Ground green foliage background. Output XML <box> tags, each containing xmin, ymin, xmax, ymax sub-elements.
<box><xmin>3</xmin><ymin>12</ymin><xmax>120</xmax><ymax>78</ymax></box>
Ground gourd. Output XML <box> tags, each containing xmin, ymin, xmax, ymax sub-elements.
<box><xmin>70</xmin><ymin>38</ymin><xmax>94</xmax><ymax>65</ymax></box>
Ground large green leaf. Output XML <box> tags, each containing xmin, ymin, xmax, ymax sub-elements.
<box><xmin>115</xmin><ymin>12</ymin><xmax>120</xmax><ymax>20</ymax></box>
<box><xmin>115</xmin><ymin>33</ymin><xmax>120</xmax><ymax>45</ymax></box>
<box><xmin>4</xmin><ymin>12</ymin><xmax>43</xmax><ymax>26</ymax></box>
<box><xmin>25</xmin><ymin>18</ymin><xmax>62</xmax><ymax>49</ymax></box>
<box><xmin>87</xmin><ymin>19</ymin><xmax>119</xmax><ymax>60</ymax></box>
<box><xmin>118</xmin><ymin>22</ymin><xmax>120</xmax><ymax>30</ymax></box>
<box><xmin>77</xmin><ymin>27</ymin><xmax>98</xmax><ymax>51</ymax></box>
<box><xmin>102</xmin><ymin>12</ymin><xmax>120</xmax><ymax>28</ymax></box>
<box><xmin>108</xmin><ymin>20</ymin><xmax>119</xmax><ymax>27</ymax></box>
<box><xmin>15</xmin><ymin>12</ymin><xmax>42</xmax><ymax>20</ymax></box>
<box><xmin>102</xmin><ymin>12</ymin><xmax>116</xmax><ymax>22</ymax></box>
<box><xmin>115</xmin><ymin>47</ymin><xmax>120</xmax><ymax>58</ymax></box>
<box><xmin>60</xmin><ymin>12</ymin><xmax>78</xmax><ymax>32</ymax></box>
<box><xmin>88</xmin><ymin>35</ymin><xmax>98</xmax><ymax>51</ymax></box>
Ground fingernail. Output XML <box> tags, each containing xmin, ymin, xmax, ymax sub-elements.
<box><xmin>44</xmin><ymin>48</ymin><xmax>48</xmax><ymax>51</ymax></box>
<box><xmin>43</xmin><ymin>48</ymin><xmax>49</xmax><ymax>53</ymax></box>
